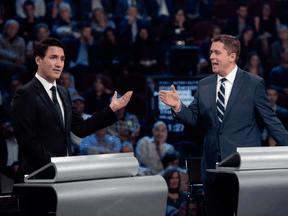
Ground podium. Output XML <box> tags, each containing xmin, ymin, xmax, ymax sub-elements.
<box><xmin>14</xmin><ymin>153</ymin><xmax>168</xmax><ymax>216</ymax></box>
<box><xmin>207</xmin><ymin>146</ymin><xmax>288</xmax><ymax>216</ymax></box>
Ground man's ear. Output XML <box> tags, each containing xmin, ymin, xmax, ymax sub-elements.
<box><xmin>35</xmin><ymin>56</ymin><xmax>41</xmax><ymax>66</ymax></box>
<box><xmin>230</xmin><ymin>53</ymin><xmax>236</xmax><ymax>63</ymax></box>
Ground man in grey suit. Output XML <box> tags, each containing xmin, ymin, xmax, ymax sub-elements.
<box><xmin>159</xmin><ymin>34</ymin><xmax>288</xmax><ymax>216</ymax></box>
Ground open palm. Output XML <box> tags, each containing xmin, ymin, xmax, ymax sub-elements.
<box><xmin>159</xmin><ymin>84</ymin><xmax>180</xmax><ymax>109</ymax></box>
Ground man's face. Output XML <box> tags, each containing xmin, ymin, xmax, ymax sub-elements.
<box><xmin>59</xmin><ymin>73</ymin><xmax>71</xmax><ymax>88</ymax></box>
<box><xmin>210</xmin><ymin>42</ymin><xmax>235</xmax><ymax>76</ymax></box>
<box><xmin>237</xmin><ymin>6</ymin><xmax>248</xmax><ymax>19</ymax></box>
<box><xmin>37</xmin><ymin>27</ymin><xmax>48</xmax><ymax>42</ymax></box>
<box><xmin>73</xmin><ymin>99</ymin><xmax>85</xmax><ymax>114</ymax></box>
<box><xmin>169</xmin><ymin>172</ymin><xmax>179</xmax><ymax>190</ymax></box>
<box><xmin>188</xmin><ymin>203</ymin><xmax>198</xmax><ymax>216</ymax></box>
<box><xmin>10</xmin><ymin>80</ymin><xmax>22</xmax><ymax>93</ymax></box>
<box><xmin>278</xmin><ymin>28</ymin><xmax>288</xmax><ymax>41</ymax></box>
<box><xmin>60</xmin><ymin>7</ymin><xmax>70</xmax><ymax>21</ymax></box>
<box><xmin>36</xmin><ymin>46</ymin><xmax>65</xmax><ymax>84</ymax></box>
<box><xmin>106</xmin><ymin>30</ymin><xmax>115</xmax><ymax>43</ymax></box>
<box><xmin>81</xmin><ymin>27</ymin><xmax>92</xmax><ymax>39</ymax></box>
<box><xmin>24</xmin><ymin>5</ymin><xmax>34</xmax><ymax>18</ymax></box>
<box><xmin>153</xmin><ymin>124</ymin><xmax>168</xmax><ymax>144</ymax></box>
<box><xmin>6</xmin><ymin>22</ymin><xmax>18</xmax><ymax>38</ymax></box>
<box><xmin>0</xmin><ymin>122</ymin><xmax>14</xmax><ymax>139</ymax></box>
<box><xmin>267</xmin><ymin>89</ymin><xmax>278</xmax><ymax>107</ymax></box>
<box><xmin>167</xmin><ymin>158</ymin><xmax>180</xmax><ymax>168</ymax></box>
<box><xmin>250</xmin><ymin>54</ymin><xmax>259</xmax><ymax>67</ymax></box>
<box><xmin>139</xmin><ymin>28</ymin><xmax>148</xmax><ymax>41</ymax></box>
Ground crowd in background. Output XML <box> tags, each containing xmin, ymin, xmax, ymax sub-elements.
<box><xmin>1</xmin><ymin>0</ymin><xmax>288</xmax><ymax>215</ymax></box>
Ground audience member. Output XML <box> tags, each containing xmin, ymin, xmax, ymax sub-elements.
<box><xmin>136</xmin><ymin>121</ymin><xmax>174</xmax><ymax>174</ymax></box>
<box><xmin>261</xmin><ymin>85</ymin><xmax>288</xmax><ymax>146</ymax></box>
<box><xmin>188</xmin><ymin>0</ymin><xmax>215</xmax><ymax>23</ymax></box>
<box><xmin>50</xmin><ymin>2</ymin><xmax>79</xmax><ymax>39</ymax></box>
<box><xmin>5</xmin><ymin>76</ymin><xmax>23</xmax><ymax>118</ymax></box>
<box><xmin>118</xmin><ymin>5</ymin><xmax>150</xmax><ymax>44</ymax></box>
<box><xmin>162</xmin><ymin>167</ymin><xmax>187</xmax><ymax>210</ymax></box>
<box><xmin>197</xmin><ymin>25</ymin><xmax>221</xmax><ymax>74</ymax></box>
<box><xmin>224</xmin><ymin>1</ymin><xmax>255</xmax><ymax>37</ymax></box>
<box><xmin>115</xmin><ymin>0</ymin><xmax>147</xmax><ymax>18</ymax></box>
<box><xmin>243</xmin><ymin>51</ymin><xmax>264</xmax><ymax>78</ymax></box>
<box><xmin>269</xmin><ymin>47</ymin><xmax>288</xmax><ymax>93</ymax></box>
<box><xmin>99</xmin><ymin>28</ymin><xmax>128</xmax><ymax>84</ymax></box>
<box><xmin>46</xmin><ymin>0</ymin><xmax>76</xmax><ymax>21</ymax></box>
<box><xmin>163</xmin><ymin>7</ymin><xmax>192</xmax><ymax>47</ymax></box>
<box><xmin>271</xmin><ymin>25</ymin><xmax>288</xmax><ymax>67</ymax></box>
<box><xmin>0</xmin><ymin>4</ymin><xmax>6</xmax><ymax>33</ymax></box>
<box><xmin>79</xmin><ymin>0</ymin><xmax>113</xmax><ymax>21</ymax></box>
<box><xmin>80</xmin><ymin>126</ymin><xmax>121</xmax><ymax>154</ymax></box>
<box><xmin>25</xmin><ymin>23</ymin><xmax>50</xmax><ymax>74</ymax></box>
<box><xmin>0</xmin><ymin>119</ymin><xmax>20</xmax><ymax>166</ymax></box>
<box><xmin>90</xmin><ymin>8</ymin><xmax>116</xmax><ymax>41</ymax></box>
<box><xmin>58</xmin><ymin>70</ymin><xmax>78</xmax><ymax>97</ymax></box>
<box><xmin>64</xmin><ymin>22</ymin><xmax>100</xmax><ymax>91</ymax></box>
<box><xmin>146</xmin><ymin>0</ymin><xmax>172</xmax><ymax>25</ymax></box>
<box><xmin>82</xmin><ymin>73</ymin><xmax>113</xmax><ymax>114</ymax></box>
<box><xmin>0</xmin><ymin>19</ymin><xmax>27</xmax><ymax>85</ymax></box>
<box><xmin>18</xmin><ymin>1</ymin><xmax>43</xmax><ymax>44</ymax></box>
<box><xmin>70</xmin><ymin>95</ymin><xmax>92</xmax><ymax>155</ymax></box>
<box><xmin>120</xmin><ymin>141</ymin><xmax>134</xmax><ymax>153</ymax></box>
<box><xmin>238</xmin><ymin>26</ymin><xmax>256</xmax><ymax>69</ymax></box>
<box><xmin>129</xmin><ymin>27</ymin><xmax>164</xmax><ymax>75</ymax></box>
<box><xmin>107</xmin><ymin>94</ymin><xmax>140</xmax><ymax>145</ymax></box>
<box><xmin>15</xmin><ymin>0</ymin><xmax>46</xmax><ymax>19</ymax></box>
<box><xmin>177</xmin><ymin>201</ymin><xmax>198</xmax><ymax>216</ymax></box>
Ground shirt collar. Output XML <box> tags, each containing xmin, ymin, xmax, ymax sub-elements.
<box><xmin>35</xmin><ymin>73</ymin><xmax>57</xmax><ymax>92</ymax></box>
<box><xmin>217</xmin><ymin>65</ymin><xmax>238</xmax><ymax>84</ymax></box>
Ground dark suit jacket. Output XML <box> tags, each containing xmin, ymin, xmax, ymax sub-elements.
<box><xmin>11</xmin><ymin>77</ymin><xmax>118</xmax><ymax>190</ymax></box>
<box><xmin>173</xmin><ymin>68</ymin><xmax>288</xmax><ymax>183</ymax></box>
<box><xmin>224</xmin><ymin>16</ymin><xmax>255</xmax><ymax>36</ymax></box>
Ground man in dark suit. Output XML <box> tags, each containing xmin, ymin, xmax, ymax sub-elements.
<box><xmin>11</xmin><ymin>37</ymin><xmax>132</xmax><ymax>215</ymax></box>
<box><xmin>159</xmin><ymin>34</ymin><xmax>288</xmax><ymax>216</ymax></box>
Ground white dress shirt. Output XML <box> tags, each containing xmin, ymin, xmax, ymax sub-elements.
<box><xmin>35</xmin><ymin>73</ymin><xmax>65</xmax><ymax>124</ymax></box>
<box><xmin>216</xmin><ymin>65</ymin><xmax>238</xmax><ymax>109</ymax></box>
<box><xmin>6</xmin><ymin>138</ymin><xmax>19</xmax><ymax>166</ymax></box>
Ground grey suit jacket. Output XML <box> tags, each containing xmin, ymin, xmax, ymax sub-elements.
<box><xmin>174</xmin><ymin>68</ymin><xmax>288</xmax><ymax>183</ymax></box>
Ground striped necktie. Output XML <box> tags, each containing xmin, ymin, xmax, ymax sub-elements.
<box><xmin>217</xmin><ymin>78</ymin><xmax>226</xmax><ymax>125</ymax></box>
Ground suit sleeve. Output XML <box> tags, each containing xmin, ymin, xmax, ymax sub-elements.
<box><xmin>11</xmin><ymin>89</ymin><xmax>53</xmax><ymax>168</ymax></box>
<box><xmin>254</xmin><ymin>79</ymin><xmax>288</xmax><ymax>145</ymax></box>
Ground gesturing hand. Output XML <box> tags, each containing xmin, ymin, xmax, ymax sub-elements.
<box><xmin>109</xmin><ymin>91</ymin><xmax>133</xmax><ymax>112</ymax></box>
<box><xmin>159</xmin><ymin>84</ymin><xmax>181</xmax><ymax>111</ymax></box>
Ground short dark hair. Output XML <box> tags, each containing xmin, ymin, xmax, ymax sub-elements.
<box><xmin>212</xmin><ymin>34</ymin><xmax>241</xmax><ymax>63</ymax></box>
<box><xmin>237</xmin><ymin>1</ymin><xmax>247</xmax><ymax>9</ymax></box>
<box><xmin>162</xmin><ymin>150</ymin><xmax>181</xmax><ymax>168</ymax></box>
<box><xmin>23</xmin><ymin>0</ymin><xmax>34</xmax><ymax>9</ymax></box>
<box><xmin>33</xmin><ymin>37</ymin><xmax>66</xmax><ymax>70</ymax></box>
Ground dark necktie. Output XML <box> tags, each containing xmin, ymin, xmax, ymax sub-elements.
<box><xmin>217</xmin><ymin>78</ymin><xmax>226</xmax><ymax>125</ymax></box>
<box><xmin>50</xmin><ymin>86</ymin><xmax>64</xmax><ymax>125</ymax></box>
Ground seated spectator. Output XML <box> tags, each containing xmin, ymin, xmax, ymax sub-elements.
<box><xmin>25</xmin><ymin>23</ymin><xmax>50</xmax><ymax>74</ymax></box>
<box><xmin>79</xmin><ymin>0</ymin><xmax>113</xmax><ymax>21</ymax></box>
<box><xmin>162</xmin><ymin>167</ymin><xmax>187</xmax><ymax>210</ymax></box>
<box><xmin>64</xmin><ymin>22</ymin><xmax>100</xmax><ymax>91</ymax></box>
<box><xmin>15</xmin><ymin>0</ymin><xmax>46</xmax><ymax>19</ymax></box>
<box><xmin>46</xmin><ymin>0</ymin><xmax>76</xmax><ymax>22</ymax></box>
<box><xmin>115</xmin><ymin>0</ymin><xmax>147</xmax><ymax>18</ymax></box>
<box><xmin>269</xmin><ymin>47</ymin><xmax>288</xmax><ymax>94</ymax></box>
<box><xmin>261</xmin><ymin>85</ymin><xmax>288</xmax><ymax>146</ymax></box>
<box><xmin>90</xmin><ymin>8</ymin><xmax>116</xmax><ymax>41</ymax></box>
<box><xmin>120</xmin><ymin>142</ymin><xmax>134</xmax><ymax>153</ymax></box>
<box><xmin>197</xmin><ymin>25</ymin><xmax>221</xmax><ymax>74</ymax></box>
<box><xmin>238</xmin><ymin>26</ymin><xmax>256</xmax><ymax>69</ymax></box>
<box><xmin>70</xmin><ymin>95</ymin><xmax>91</xmax><ymax>155</ymax></box>
<box><xmin>128</xmin><ymin>27</ymin><xmax>164</xmax><ymax>75</ymax></box>
<box><xmin>80</xmin><ymin>126</ymin><xmax>121</xmax><ymax>154</ymax></box>
<box><xmin>58</xmin><ymin>70</ymin><xmax>78</xmax><ymax>97</ymax></box>
<box><xmin>51</xmin><ymin>2</ymin><xmax>79</xmax><ymax>39</ymax></box>
<box><xmin>224</xmin><ymin>1</ymin><xmax>255</xmax><ymax>37</ymax></box>
<box><xmin>177</xmin><ymin>201</ymin><xmax>198</xmax><ymax>216</ymax></box>
<box><xmin>243</xmin><ymin>51</ymin><xmax>264</xmax><ymax>78</ymax></box>
<box><xmin>146</xmin><ymin>0</ymin><xmax>171</xmax><ymax>25</ymax></box>
<box><xmin>0</xmin><ymin>19</ymin><xmax>28</xmax><ymax>85</ymax></box>
<box><xmin>82</xmin><ymin>73</ymin><xmax>113</xmax><ymax>114</ymax></box>
<box><xmin>107</xmin><ymin>94</ymin><xmax>140</xmax><ymax>145</ymax></box>
<box><xmin>163</xmin><ymin>7</ymin><xmax>192</xmax><ymax>47</ymax></box>
<box><xmin>0</xmin><ymin>119</ymin><xmax>20</xmax><ymax>166</ymax></box>
<box><xmin>5</xmin><ymin>76</ymin><xmax>23</xmax><ymax>118</ymax></box>
<box><xmin>188</xmin><ymin>0</ymin><xmax>215</xmax><ymax>23</ymax></box>
<box><xmin>0</xmin><ymin>4</ymin><xmax>6</xmax><ymax>33</ymax></box>
<box><xmin>271</xmin><ymin>25</ymin><xmax>288</xmax><ymax>67</ymax></box>
<box><xmin>136</xmin><ymin>121</ymin><xmax>174</xmax><ymax>174</ymax></box>
<box><xmin>99</xmin><ymin>28</ymin><xmax>127</xmax><ymax>84</ymax></box>
<box><xmin>18</xmin><ymin>1</ymin><xmax>44</xmax><ymax>44</ymax></box>
<box><xmin>118</xmin><ymin>5</ymin><xmax>151</xmax><ymax>44</ymax></box>
<box><xmin>162</xmin><ymin>150</ymin><xmax>181</xmax><ymax>168</ymax></box>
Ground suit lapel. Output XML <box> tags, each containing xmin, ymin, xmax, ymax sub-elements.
<box><xmin>57</xmin><ymin>85</ymin><xmax>69</xmax><ymax>132</ymax></box>
<box><xmin>222</xmin><ymin>69</ymin><xmax>244</xmax><ymax>125</ymax></box>
<box><xmin>209</xmin><ymin>75</ymin><xmax>220</xmax><ymax>129</ymax></box>
<box><xmin>32</xmin><ymin>77</ymin><xmax>65</xmax><ymax>133</ymax></box>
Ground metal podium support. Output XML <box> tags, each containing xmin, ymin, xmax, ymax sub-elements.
<box><xmin>14</xmin><ymin>153</ymin><xmax>168</xmax><ymax>216</ymax></box>
<box><xmin>207</xmin><ymin>146</ymin><xmax>288</xmax><ymax>216</ymax></box>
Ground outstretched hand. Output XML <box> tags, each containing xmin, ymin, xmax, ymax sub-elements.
<box><xmin>159</xmin><ymin>84</ymin><xmax>180</xmax><ymax>111</ymax></box>
<box><xmin>109</xmin><ymin>91</ymin><xmax>133</xmax><ymax>112</ymax></box>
